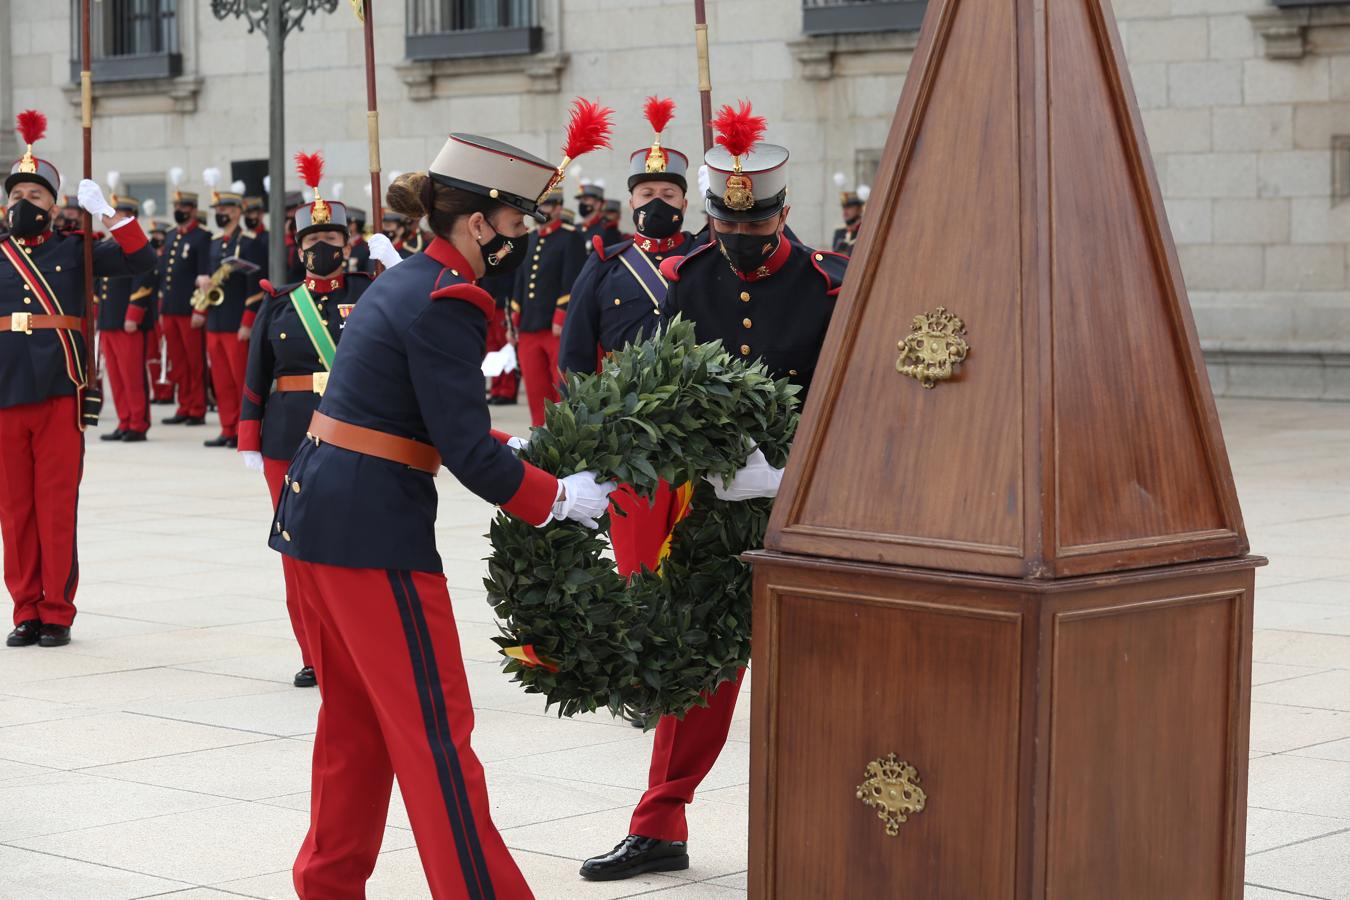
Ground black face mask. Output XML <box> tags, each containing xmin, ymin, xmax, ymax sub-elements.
<box><xmin>479</xmin><ymin>223</ymin><xmax>526</xmax><ymax>275</ymax></box>
<box><xmin>54</xmin><ymin>216</ymin><xmax>80</xmax><ymax>234</ymax></box>
<box><xmin>151</xmin><ymin>235</ymin><xmax>166</xmax><ymax>249</ymax></box>
<box><xmin>578</xmin><ymin>200</ymin><xmax>598</xmax><ymax>219</ymax></box>
<box><xmin>303</xmin><ymin>242</ymin><xmax>345</xmax><ymax>276</ymax></box>
<box><xmin>844</xmin><ymin>214</ymin><xmax>861</xmax><ymax>227</ymax></box>
<box><xmin>215</xmin><ymin>213</ymin><xmax>232</xmax><ymax>229</ymax></box>
<box><xmin>173</xmin><ymin>209</ymin><xmax>191</xmax><ymax>225</ymax></box>
<box><xmin>633</xmin><ymin>199</ymin><xmax>682</xmax><ymax>239</ymax></box>
<box><xmin>245</xmin><ymin>215</ymin><xmax>262</xmax><ymax>230</ymax></box>
<box><xmin>717</xmin><ymin>230</ymin><xmax>780</xmax><ymax>274</ymax></box>
<box><xmin>7</xmin><ymin>199</ymin><xmax>51</xmax><ymax>239</ymax></box>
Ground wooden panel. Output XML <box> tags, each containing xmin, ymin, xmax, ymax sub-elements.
<box><xmin>1046</xmin><ymin>0</ymin><xmax>1229</xmax><ymax>555</ymax></box>
<box><xmin>1044</xmin><ymin>589</ymin><xmax>1247</xmax><ymax>898</ymax></box>
<box><xmin>761</xmin><ymin>586</ymin><xmax>1023</xmax><ymax>899</ymax></box>
<box><xmin>782</xmin><ymin>0</ymin><xmax>1026</xmax><ymax>562</ymax></box>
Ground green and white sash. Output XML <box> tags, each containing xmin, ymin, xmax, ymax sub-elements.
<box><xmin>289</xmin><ymin>284</ymin><xmax>337</xmax><ymax>371</ymax></box>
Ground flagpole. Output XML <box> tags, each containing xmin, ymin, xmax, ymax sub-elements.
<box><xmin>80</xmin><ymin>0</ymin><xmax>99</xmax><ymax>420</ymax></box>
<box><xmin>360</xmin><ymin>0</ymin><xmax>383</xmax><ymax>237</ymax></box>
<box><xmin>694</xmin><ymin>0</ymin><xmax>714</xmax><ymax>153</ymax></box>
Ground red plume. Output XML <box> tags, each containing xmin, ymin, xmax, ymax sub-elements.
<box><xmin>644</xmin><ymin>97</ymin><xmax>676</xmax><ymax>135</ymax></box>
<box><xmin>294</xmin><ymin>151</ymin><xmax>324</xmax><ymax>190</ymax></box>
<box><xmin>712</xmin><ymin>100</ymin><xmax>766</xmax><ymax>159</ymax></box>
<box><xmin>561</xmin><ymin>98</ymin><xmax>614</xmax><ymax>160</ymax></box>
<box><xmin>16</xmin><ymin>110</ymin><xmax>46</xmax><ymax>147</ymax></box>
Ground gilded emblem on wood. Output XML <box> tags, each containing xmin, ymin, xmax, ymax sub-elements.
<box><xmin>896</xmin><ymin>307</ymin><xmax>968</xmax><ymax>389</ymax></box>
<box><xmin>856</xmin><ymin>754</ymin><xmax>926</xmax><ymax>837</ymax></box>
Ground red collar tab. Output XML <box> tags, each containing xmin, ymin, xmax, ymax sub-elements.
<box><xmin>633</xmin><ymin>232</ymin><xmax>686</xmax><ymax>255</ymax></box>
<box><xmin>583</xmin><ymin>213</ymin><xmax>603</xmax><ymax>229</ymax></box>
<box><xmin>178</xmin><ymin>219</ymin><xmax>198</xmax><ymax>235</ymax></box>
<box><xmin>426</xmin><ymin>237</ymin><xmax>478</xmax><ymax>283</ymax></box>
<box><xmin>16</xmin><ymin>229</ymin><xmax>53</xmax><ymax>248</ymax></box>
<box><xmin>304</xmin><ymin>274</ymin><xmax>345</xmax><ymax>293</ymax></box>
<box><xmin>727</xmin><ymin>235</ymin><xmax>791</xmax><ymax>282</ymax></box>
<box><xmin>538</xmin><ymin>219</ymin><xmax>562</xmax><ymax>238</ymax></box>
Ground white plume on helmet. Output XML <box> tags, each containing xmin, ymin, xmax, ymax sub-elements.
<box><xmin>833</xmin><ymin>171</ymin><xmax>847</xmax><ymax>188</ymax></box>
<box><xmin>202</xmin><ymin>167</ymin><xmax>221</xmax><ymax>189</ymax></box>
<box><xmin>142</xmin><ymin>198</ymin><xmax>156</xmax><ymax>218</ymax></box>
<box><xmin>107</xmin><ymin>170</ymin><xmax>121</xmax><ymax>193</ymax></box>
<box><xmin>230</xmin><ymin>179</ymin><xmax>246</xmax><ymax>194</ymax></box>
<box><xmin>857</xmin><ymin>184</ymin><xmax>872</xmax><ymax>202</ymax></box>
<box><xmin>697</xmin><ymin>164</ymin><xmax>710</xmax><ymax>198</ymax></box>
<box><xmin>262</xmin><ymin>174</ymin><xmax>271</xmax><ymax>193</ymax></box>
<box><xmin>169</xmin><ymin>167</ymin><xmax>184</xmax><ymax>187</ymax></box>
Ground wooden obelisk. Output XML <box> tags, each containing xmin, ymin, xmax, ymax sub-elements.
<box><xmin>747</xmin><ymin>0</ymin><xmax>1262</xmax><ymax>896</ymax></box>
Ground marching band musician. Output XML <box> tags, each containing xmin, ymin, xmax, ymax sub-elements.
<box><xmin>580</xmin><ymin>101</ymin><xmax>848</xmax><ymax>882</ymax></box>
<box><xmin>1</xmin><ymin>110</ymin><xmax>157</xmax><ymax>649</ymax></box>
<box><xmin>158</xmin><ymin>169</ymin><xmax>212</xmax><ymax>427</ymax></box>
<box><xmin>266</xmin><ymin>107</ymin><xmax>617</xmax><ymax>899</ymax></box>
<box><xmin>197</xmin><ymin>176</ymin><xmax>267</xmax><ymax>449</ymax></box>
<box><xmin>237</xmin><ymin>151</ymin><xmax>401</xmax><ymax>690</ymax></box>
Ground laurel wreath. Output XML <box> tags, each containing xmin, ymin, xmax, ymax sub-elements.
<box><xmin>484</xmin><ymin>318</ymin><xmax>799</xmax><ymax>727</ymax></box>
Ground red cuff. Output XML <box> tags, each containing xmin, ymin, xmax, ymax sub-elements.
<box><xmin>501</xmin><ymin>462</ymin><xmax>559</xmax><ymax>526</ymax></box>
<box><xmin>242</xmin><ymin>308</ymin><xmax>258</xmax><ymax>328</ymax></box>
<box><xmin>237</xmin><ymin>419</ymin><xmax>261</xmax><ymax>453</ymax></box>
<box><xmin>125</xmin><ymin>305</ymin><xmax>146</xmax><ymax>326</ymax></box>
<box><xmin>490</xmin><ymin>429</ymin><xmax>512</xmax><ymax>445</ymax></box>
<box><xmin>552</xmin><ymin>308</ymin><xmax>567</xmax><ymax>328</ymax></box>
<box><xmin>111</xmin><ymin>220</ymin><xmax>150</xmax><ymax>255</ymax></box>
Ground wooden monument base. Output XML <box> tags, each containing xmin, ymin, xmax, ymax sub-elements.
<box><xmin>747</xmin><ymin>552</ymin><xmax>1259</xmax><ymax>899</ymax></box>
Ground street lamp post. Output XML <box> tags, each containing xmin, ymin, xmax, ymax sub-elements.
<box><xmin>210</xmin><ymin>0</ymin><xmax>340</xmax><ymax>280</ymax></box>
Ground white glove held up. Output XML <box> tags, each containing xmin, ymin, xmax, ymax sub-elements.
<box><xmin>706</xmin><ymin>447</ymin><xmax>784</xmax><ymax>502</ymax></box>
<box><xmin>241</xmin><ymin>451</ymin><xmax>264</xmax><ymax>472</ymax></box>
<box><xmin>77</xmin><ymin>179</ymin><xmax>115</xmax><ymax>219</ymax></box>
<box><xmin>367</xmin><ymin>233</ymin><xmax>403</xmax><ymax>269</ymax></box>
<box><xmin>551</xmin><ymin>471</ymin><xmax>619</xmax><ymax>529</ymax></box>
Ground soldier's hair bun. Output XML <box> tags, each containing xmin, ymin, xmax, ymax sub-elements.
<box><xmin>387</xmin><ymin>171</ymin><xmax>430</xmax><ymax>219</ymax></box>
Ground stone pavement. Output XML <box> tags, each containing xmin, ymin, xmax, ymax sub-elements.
<box><xmin>0</xmin><ymin>398</ymin><xmax>1346</xmax><ymax>900</ymax></box>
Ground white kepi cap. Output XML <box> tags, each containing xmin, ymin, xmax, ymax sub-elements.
<box><xmin>429</xmin><ymin>134</ymin><xmax>558</xmax><ymax>223</ymax></box>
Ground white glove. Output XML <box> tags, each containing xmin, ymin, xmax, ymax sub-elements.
<box><xmin>77</xmin><ymin>179</ymin><xmax>115</xmax><ymax>219</ymax></box>
<box><xmin>705</xmin><ymin>447</ymin><xmax>783</xmax><ymax>501</ymax></box>
<box><xmin>368</xmin><ymin>232</ymin><xmax>402</xmax><ymax>269</ymax></box>
<box><xmin>241</xmin><ymin>451</ymin><xmax>264</xmax><ymax>472</ymax></box>
<box><xmin>551</xmin><ymin>471</ymin><xmax>619</xmax><ymax>529</ymax></box>
<box><xmin>506</xmin><ymin>435</ymin><xmax>529</xmax><ymax>452</ymax></box>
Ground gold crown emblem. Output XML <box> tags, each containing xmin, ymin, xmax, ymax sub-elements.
<box><xmin>645</xmin><ymin>142</ymin><xmax>668</xmax><ymax>174</ymax></box>
<box><xmin>723</xmin><ymin>173</ymin><xmax>754</xmax><ymax>212</ymax></box>
<box><xmin>17</xmin><ymin>148</ymin><xmax>37</xmax><ymax>175</ymax></box>
<box><xmin>311</xmin><ymin>198</ymin><xmax>331</xmax><ymax>225</ymax></box>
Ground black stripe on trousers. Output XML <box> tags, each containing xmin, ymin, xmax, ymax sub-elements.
<box><xmin>387</xmin><ymin>570</ymin><xmax>496</xmax><ymax>900</ymax></box>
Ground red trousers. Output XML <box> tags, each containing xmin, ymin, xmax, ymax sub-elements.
<box><xmin>147</xmin><ymin>324</ymin><xmax>174</xmax><ymax>403</ymax></box>
<box><xmin>161</xmin><ymin>315</ymin><xmax>206</xmax><ymax>418</ymax></box>
<box><xmin>609</xmin><ymin>481</ymin><xmax>743</xmax><ymax>841</ymax></box>
<box><xmin>101</xmin><ymin>329</ymin><xmax>150</xmax><ymax>433</ymax></box>
<box><xmin>206</xmin><ymin>331</ymin><xmax>249</xmax><ymax>438</ymax></box>
<box><xmin>262</xmin><ymin>458</ymin><xmax>312</xmax><ymax>669</ymax></box>
<box><xmin>516</xmin><ymin>331</ymin><xmax>560</xmax><ymax>427</ymax></box>
<box><xmin>291</xmin><ymin>561</ymin><xmax>532</xmax><ymax>900</ymax></box>
<box><xmin>486</xmin><ymin>310</ymin><xmax>518</xmax><ymax>400</ymax></box>
<box><xmin>0</xmin><ymin>396</ymin><xmax>82</xmax><ymax>627</ymax></box>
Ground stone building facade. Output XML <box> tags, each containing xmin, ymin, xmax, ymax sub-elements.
<box><xmin>1</xmin><ymin>0</ymin><xmax>1347</xmax><ymax>397</ymax></box>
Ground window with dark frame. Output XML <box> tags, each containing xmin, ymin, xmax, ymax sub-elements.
<box><xmin>68</xmin><ymin>0</ymin><xmax>182</xmax><ymax>83</ymax></box>
<box><xmin>405</xmin><ymin>0</ymin><xmax>542</xmax><ymax>61</ymax></box>
<box><xmin>803</xmin><ymin>0</ymin><xmax>928</xmax><ymax>36</ymax></box>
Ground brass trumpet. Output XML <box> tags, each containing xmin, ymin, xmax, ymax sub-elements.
<box><xmin>190</xmin><ymin>261</ymin><xmax>236</xmax><ymax>313</ymax></box>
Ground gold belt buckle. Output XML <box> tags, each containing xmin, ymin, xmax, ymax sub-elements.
<box><xmin>312</xmin><ymin>371</ymin><xmax>329</xmax><ymax>395</ymax></box>
<box><xmin>10</xmin><ymin>312</ymin><xmax>32</xmax><ymax>334</ymax></box>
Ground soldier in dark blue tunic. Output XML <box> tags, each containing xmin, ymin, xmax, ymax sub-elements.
<box><xmin>267</xmin><ymin>127</ymin><xmax>616</xmax><ymax>899</ymax></box>
<box><xmin>96</xmin><ymin>194</ymin><xmax>158</xmax><ymax>442</ymax></box>
<box><xmin>581</xmin><ymin>101</ymin><xmax>848</xmax><ymax>883</ymax></box>
<box><xmin>1</xmin><ymin>109</ymin><xmax>156</xmax><ymax>648</ymax></box>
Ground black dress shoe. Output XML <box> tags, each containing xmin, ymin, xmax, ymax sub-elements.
<box><xmin>184</xmin><ymin>416</ymin><xmax>207</xmax><ymax>426</ymax></box>
<box><xmin>226</xmin><ymin>436</ymin><xmax>238</xmax><ymax>448</ymax></box>
<box><xmin>162</xmin><ymin>413</ymin><xmax>188</xmax><ymax>424</ymax></box>
<box><xmin>488</xmin><ymin>396</ymin><xmax>519</xmax><ymax>406</ymax></box>
<box><xmin>121</xmin><ymin>430</ymin><xmax>147</xmax><ymax>443</ymax></box>
<box><xmin>579</xmin><ymin>835</ymin><xmax>689</xmax><ymax>881</ymax></box>
<box><xmin>293</xmin><ymin>666</ymin><xmax>317</xmax><ymax>688</ymax></box>
<box><xmin>6</xmin><ymin>619</ymin><xmax>41</xmax><ymax>647</ymax></box>
<box><xmin>203</xmin><ymin>435</ymin><xmax>232</xmax><ymax>447</ymax></box>
<box><xmin>100</xmin><ymin>430</ymin><xmax>125</xmax><ymax>442</ymax></box>
<box><xmin>37</xmin><ymin>624</ymin><xmax>70</xmax><ymax>648</ymax></box>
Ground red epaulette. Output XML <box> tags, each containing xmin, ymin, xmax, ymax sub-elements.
<box><xmin>660</xmin><ymin>238</ymin><xmax>717</xmax><ymax>283</ymax></box>
<box><xmin>807</xmin><ymin>248</ymin><xmax>850</xmax><ymax>298</ymax></box>
<box><xmin>430</xmin><ymin>283</ymin><xmax>495</xmax><ymax>320</ymax></box>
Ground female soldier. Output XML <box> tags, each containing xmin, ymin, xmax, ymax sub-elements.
<box><xmin>268</xmin><ymin>108</ymin><xmax>617</xmax><ymax>900</ymax></box>
<box><xmin>237</xmin><ymin>151</ymin><xmax>401</xmax><ymax>688</ymax></box>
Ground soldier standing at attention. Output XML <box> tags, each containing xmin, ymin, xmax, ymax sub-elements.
<box><xmin>267</xmin><ymin>109</ymin><xmax>618</xmax><ymax>899</ymax></box>
<box><xmin>1</xmin><ymin>110</ymin><xmax>157</xmax><ymax>648</ymax></box>
<box><xmin>159</xmin><ymin>172</ymin><xmax>212</xmax><ymax>427</ymax></box>
<box><xmin>197</xmin><ymin>179</ymin><xmax>267</xmax><ymax>448</ymax></box>
<box><xmin>97</xmin><ymin>193</ymin><xmax>157</xmax><ymax>443</ymax></box>
<box><xmin>345</xmin><ymin>207</ymin><xmax>373</xmax><ymax>274</ymax></box>
<box><xmin>511</xmin><ymin>186</ymin><xmax>584</xmax><ymax>427</ymax></box>
<box><xmin>831</xmin><ymin>174</ymin><xmax>867</xmax><ymax>257</ymax></box>
<box><xmin>238</xmin><ymin>151</ymin><xmax>400</xmax><ymax>690</ymax></box>
<box><xmin>576</xmin><ymin>178</ymin><xmax>621</xmax><ymax>251</ymax></box>
<box><xmin>580</xmin><ymin>101</ymin><xmax>848</xmax><ymax>882</ymax></box>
